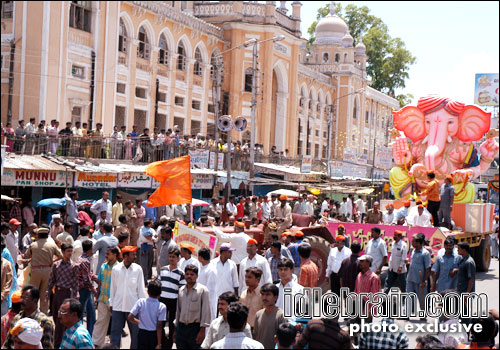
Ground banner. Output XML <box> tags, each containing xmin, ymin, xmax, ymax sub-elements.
<box><xmin>375</xmin><ymin>147</ymin><xmax>393</xmax><ymax>170</ymax></box>
<box><xmin>327</xmin><ymin>222</ymin><xmax>446</xmax><ymax>259</ymax></box>
<box><xmin>117</xmin><ymin>172</ymin><xmax>152</xmax><ymax>188</ymax></box>
<box><xmin>3</xmin><ymin>169</ymin><xmax>73</xmax><ymax>187</ymax></box>
<box><xmin>189</xmin><ymin>150</ymin><xmax>210</xmax><ymax>169</ymax></box>
<box><xmin>191</xmin><ymin>173</ymin><xmax>214</xmax><ymax>189</ymax></box>
<box><xmin>301</xmin><ymin>155</ymin><xmax>312</xmax><ymax>173</ymax></box>
<box><xmin>342</xmin><ymin>163</ymin><xmax>367</xmax><ymax>178</ymax></box>
<box><xmin>474</xmin><ymin>73</ymin><xmax>499</xmax><ymax>106</ymax></box>
<box><xmin>209</xmin><ymin>152</ymin><xmax>224</xmax><ymax>170</ymax></box>
<box><xmin>328</xmin><ymin>160</ymin><xmax>344</xmax><ymax>177</ymax></box>
<box><xmin>75</xmin><ymin>172</ymin><xmax>117</xmax><ymax>188</ymax></box>
<box><xmin>175</xmin><ymin>223</ymin><xmax>218</xmax><ymax>259</ymax></box>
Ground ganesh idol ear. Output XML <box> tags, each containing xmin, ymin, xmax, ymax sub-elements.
<box><xmin>392</xmin><ymin>106</ymin><xmax>425</xmax><ymax>143</ymax></box>
<box><xmin>457</xmin><ymin>105</ymin><xmax>491</xmax><ymax>142</ymax></box>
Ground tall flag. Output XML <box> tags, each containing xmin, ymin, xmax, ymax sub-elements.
<box><xmin>145</xmin><ymin>155</ymin><xmax>192</xmax><ymax>207</ymax></box>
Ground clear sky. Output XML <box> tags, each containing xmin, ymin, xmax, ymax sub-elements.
<box><xmin>286</xmin><ymin>1</ymin><xmax>499</xmax><ymax>105</ymax></box>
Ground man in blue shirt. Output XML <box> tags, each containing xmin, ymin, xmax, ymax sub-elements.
<box><xmin>128</xmin><ymin>125</ymin><xmax>138</xmax><ymax>157</ymax></box>
<box><xmin>92</xmin><ymin>223</ymin><xmax>118</xmax><ymax>274</ymax></box>
<box><xmin>431</xmin><ymin>238</ymin><xmax>460</xmax><ymax>292</ymax></box>
<box><xmin>59</xmin><ymin>298</ymin><xmax>94</xmax><ymax>349</ymax></box>
<box><xmin>406</xmin><ymin>233</ymin><xmax>431</xmax><ymax>317</ymax></box>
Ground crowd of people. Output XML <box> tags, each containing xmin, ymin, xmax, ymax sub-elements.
<box><xmin>1</xmin><ymin>120</ymin><xmax>292</xmax><ymax>168</ymax></box>
<box><xmin>1</xmin><ymin>190</ymin><xmax>499</xmax><ymax>349</ymax></box>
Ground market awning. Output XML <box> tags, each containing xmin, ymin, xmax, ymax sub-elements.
<box><xmin>254</xmin><ymin>163</ymin><xmax>323</xmax><ymax>183</ymax></box>
<box><xmin>3</xmin><ymin>154</ymin><xmax>71</xmax><ymax>171</ymax></box>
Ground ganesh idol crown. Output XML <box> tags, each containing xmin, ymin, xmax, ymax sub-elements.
<box><xmin>389</xmin><ymin>95</ymin><xmax>499</xmax><ymax>203</ymax></box>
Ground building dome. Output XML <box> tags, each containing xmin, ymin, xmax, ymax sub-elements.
<box><xmin>315</xmin><ymin>4</ymin><xmax>348</xmax><ymax>45</ymax></box>
<box><xmin>355</xmin><ymin>39</ymin><xmax>366</xmax><ymax>55</ymax></box>
<box><xmin>342</xmin><ymin>33</ymin><xmax>354</xmax><ymax>47</ymax></box>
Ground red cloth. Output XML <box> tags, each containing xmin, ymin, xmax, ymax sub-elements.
<box><xmin>236</xmin><ymin>203</ymin><xmax>244</xmax><ymax>219</ymax></box>
<box><xmin>78</xmin><ymin>211</ymin><xmax>94</xmax><ymax>228</ymax></box>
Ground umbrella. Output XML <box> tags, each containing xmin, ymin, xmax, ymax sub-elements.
<box><xmin>36</xmin><ymin>198</ymin><xmax>66</xmax><ymax>209</ymax></box>
<box><xmin>266</xmin><ymin>189</ymin><xmax>300</xmax><ymax>199</ymax></box>
<box><xmin>192</xmin><ymin>198</ymin><xmax>210</xmax><ymax>207</ymax></box>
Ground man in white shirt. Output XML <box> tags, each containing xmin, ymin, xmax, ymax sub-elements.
<box><xmin>213</xmin><ymin>222</ymin><xmax>251</xmax><ymax>265</ymax></box>
<box><xmin>383</xmin><ymin>204</ymin><xmax>396</xmax><ymax>225</ymax></box>
<box><xmin>274</xmin><ymin>196</ymin><xmax>292</xmax><ymax>233</ymax></box>
<box><xmin>208</xmin><ymin>244</ymin><xmax>239</xmax><ymax>319</ymax></box>
<box><xmin>305</xmin><ymin>195</ymin><xmax>315</xmax><ymax>217</ymax></box>
<box><xmin>109</xmin><ymin>246</ymin><xmax>146</xmax><ymax>349</ymax></box>
<box><xmin>4</xmin><ymin>219</ymin><xmax>20</xmax><ymax>265</ymax></box>
<box><xmin>276</xmin><ymin>257</ymin><xmax>304</xmax><ymax>320</ymax></box>
<box><xmin>111</xmin><ymin>195</ymin><xmax>123</xmax><ymax>227</ymax></box>
<box><xmin>339</xmin><ymin>197</ymin><xmax>348</xmax><ymax>220</ymax></box>
<box><xmin>410</xmin><ymin>205</ymin><xmax>432</xmax><ymax>227</ymax></box>
<box><xmin>178</xmin><ymin>243</ymin><xmax>201</xmax><ymax>271</ymax></box>
<box><xmin>321</xmin><ymin>197</ymin><xmax>330</xmax><ymax>214</ymax></box>
<box><xmin>346</xmin><ymin>194</ymin><xmax>354</xmax><ymax>220</ymax></box>
<box><xmin>225</xmin><ymin>196</ymin><xmax>238</xmax><ymax>217</ymax></box>
<box><xmin>210</xmin><ymin>302</ymin><xmax>264</xmax><ymax>349</ymax></box>
<box><xmin>355</xmin><ymin>195</ymin><xmax>366</xmax><ymax>223</ymax></box>
<box><xmin>239</xmin><ymin>239</ymin><xmax>272</xmax><ymax>294</ymax></box>
<box><xmin>326</xmin><ymin>235</ymin><xmax>352</xmax><ymax>296</ymax></box>
<box><xmin>365</xmin><ymin>227</ymin><xmax>388</xmax><ymax>274</ymax></box>
<box><xmin>261</xmin><ymin>197</ymin><xmax>271</xmax><ymax>220</ymax></box>
<box><xmin>384</xmin><ymin>230</ymin><xmax>408</xmax><ymax>293</ymax></box>
<box><xmin>90</xmin><ymin>192</ymin><xmax>112</xmax><ymax>222</ymax></box>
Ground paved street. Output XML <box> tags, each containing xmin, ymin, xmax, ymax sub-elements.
<box><xmin>102</xmin><ymin>258</ymin><xmax>499</xmax><ymax>349</ymax></box>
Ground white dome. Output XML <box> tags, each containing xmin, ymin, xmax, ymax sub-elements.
<box><xmin>342</xmin><ymin>33</ymin><xmax>354</xmax><ymax>47</ymax></box>
<box><xmin>355</xmin><ymin>39</ymin><xmax>366</xmax><ymax>55</ymax></box>
<box><xmin>315</xmin><ymin>5</ymin><xmax>348</xmax><ymax>45</ymax></box>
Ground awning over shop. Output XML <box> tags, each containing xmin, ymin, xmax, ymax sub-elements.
<box><xmin>254</xmin><ymin>163</ymin><xmax>323</xmax><ymax>183</ymax></box>
<box><xmin>3</xmin><ymin>155</ymin><xmax>74</xmax><ymax>187</ymax></box>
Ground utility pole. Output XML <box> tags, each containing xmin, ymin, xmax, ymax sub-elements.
<box><xmin>7</xmin><ymin>41</ymin><xmax>15</xmax><ymax>125</ymax></box>
<box><xmin>249</xmin><ymin>43</ymin><xmax>258</xmax><ymax>192</ymax></box>
<box><xmin>327</xmin><ymin>104</ymin><xmax>335</xmax><ymax>161</ymax></box>
<box><xmin>212</xmin><ymin>57</ymin><xmax>222</xmax><ymax>198</ymax></box>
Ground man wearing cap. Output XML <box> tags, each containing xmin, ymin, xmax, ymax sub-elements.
<box><xmin>1</xmin><ymin>289</ymin><xmax>21</xmax><ymax>344</ymax></box>
<box><xmin>179</xmin><ymin>243</ymin><xmax>201</xmax><ymax>272</ymax></box>
<box><xmin>3</xmin><ymin>285</ymin><xmax>55</xmax><ymax>349</ymax></box>
<box><xmin>288</xmin><ymin>231</ymin><xmax>304</xmax><ymax>276</ymax></box>
<box><xmin>394</xmin><ymin>200</ymin><xmax>411</xmax><ymax>225</ymax></box>
<box><xmin>49</xmin><ymin>214</ymin><xmax>64</xmax><ymax>242</ymax></box>
<box><xmin>337</xmin><ymin>224</ymin><xmax>350</xmax><ymax>248</ymax></box>
<box><xmin>365</xmin><ymin>227</ymin><xmax>388</xmax><ymax>275</ymax></box>
<box><xmin>9</xmin><ymin>200</ymin><xmax>22</xmax><ymax>240</ymax></box>
<box><xmin>274</xmin><ymin>195</ymin><xmax>292</xmax><ymax>234</ymax></box>
<box><xmin>8</xmin><ymin>317</ymin><xmax>44</xmax><ymax>349</ymax></box>
<box><xmin>354</xmin><ymin>255</ymin><xmax>381</xmax><ymax>321</ymax></box>
<box><xmin>110</xmin><ymin>245</ymin><xmax>146</xmax><ymax>348</ymax></box>
<box><xmin>409</xmin><ymin>205</ymin><xmax>432</xmax><ymax>227</ymax></box>
<box><xmin>111</xmin><ymin>195</ymin><xmax>124</xmax><ymax>228</ymax></box>
<box><xmin>383</xmin><ymin>204</ymin><xmax>396</xmax><ymax>225</ymax></box>
<box><xmin>212</xmin><ymin>222</ymin><xmax>251</xmax><ymax>266</ymax></box>
<box><xmin>438</xmin><ymin>176</ymin><xmax>455</xmax><ymax>229</ymax></box>
<box><xmin>421</xmin><ymin>171</ymin><xmax>441</xmax><ymax>227</ymax></box>
<box><xmin>90</xmin><ymin>192</ymin><xmax>112</xmax><ymax>223</ymax></box>
<box><xmin>212</xmin><ymin>244</ymin><xmax>239</xmax><ymax>305</ymax></box>
<box><xmin>5</xmin><ymin>219</ymin><xmax>20</xmax><ymax>267</ymax></box>
<box><xmin>23</xmin><ymin>225</ymin><xmax>62</xmax><ymax>314</ymax></box>
<box><xmin>384</xmin><ymin>230</ymin><xmax>408</xmax><ymax>294</ymax></box>
<box><xmin>64</xmin><ymin>190</ymin><xmax>80</xmax><ymax>239</ymax></box>
<box><xmin>239</xmin><ymin>239</ymin><xmax>272</xmax><ymax>294</ymax></box>
<box><xmin>326</xmin><ymin>235</ymin><xmax>352</xmax><ymax>296</ymax></box>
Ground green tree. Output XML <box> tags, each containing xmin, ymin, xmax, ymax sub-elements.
<box><xmin>308</xmin><ymin>3</ymin><xmax>415</xmax><ymax>106</ymax></box>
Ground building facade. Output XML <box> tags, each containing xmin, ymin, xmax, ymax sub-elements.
<box><xmin>1</xmin><ymin>1</ymin><xmax>398</xmax><ymax>163</ymax></box>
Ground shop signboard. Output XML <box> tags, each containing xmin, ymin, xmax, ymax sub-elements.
<box><xmin>328</xmin><ymin>161</ymin><xmax>344</xmax><ymax>177</ymax></box>
<box><xmin>375</xmin><ymin>147</ymin><xmax>393</xmax><ymax>170</ymax></box>
<box><xmin>189</xmin><ymin>150</ymin><xmax>210</xmax><ymax>169</ymax></box>
<box><xmin>117</xmin><ymin>172</ymin><xmax>152</xmax><ymax>188</ymax></box>
<box><xmin>301</xmin><ymin>155</ymin><xmax>312</xmax><ymax>173</ymax></box>
<box><xmin>75</xmin><ymin>172</ymin><xmax>118</xmax><ymax>188</ymax></box>
<box><xmin>191</xmin><ymin>173</ymin><xmax>214</xmax><ymax>189</ymax></box>
<box><xmin>2</xmin><ymin>169</ymin><xmax>73</xmax><ymax>187</ymax></box>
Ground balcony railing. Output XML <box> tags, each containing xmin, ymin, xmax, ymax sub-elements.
<box><xmin>118</xmin><ymin>52</ymin><xmax>128</xmax><ymax>66</ymax></box>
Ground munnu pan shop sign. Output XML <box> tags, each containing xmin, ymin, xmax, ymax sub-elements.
<box><xmin>2</xmin><ymin>169</ymin><xmax>73</xmax><ymax>187</ymax></box>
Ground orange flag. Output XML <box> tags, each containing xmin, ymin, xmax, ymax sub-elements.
<box><xmin>145</xmin><ymin>155</ymin><xmax>192</xmax><ymax>207</ymax></box>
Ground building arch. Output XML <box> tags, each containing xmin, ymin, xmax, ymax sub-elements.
<box><xmin>119</xmin><ymin>12</ymin><xmax>134</xmax><ymax>39</ymax></box>
<box><xmin>136</xmin><ymin>19</ymin><xmax>155</xmax><ymax>46</ymax></box>
<box><xmin>271</xmin><ymin>60</ymin><xmax>289</xmax><ymax>152</ymax></box>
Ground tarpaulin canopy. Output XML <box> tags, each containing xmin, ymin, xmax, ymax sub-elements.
<box><xmin>37</xmin><ymin>198</ymin><xmax>66</xmax><ymax>209</ymax></box>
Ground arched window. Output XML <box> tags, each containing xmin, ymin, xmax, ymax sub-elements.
<box><xmin>137</xmin><ymin>26</ymin><xmax>150</xmax><ymax>60</ymax></box>
<box><xmin>244</xmin><ymin>67</ymin><xmax>253</xmax><ymax>92</ymax></box>
<box><xmin>158</xmin><ymin>34</ymin><xmax>168</xmax><ymax>65</ymax></box>
<box><xmin>118</xmin><ymin>19</ymin><xmax>128</xmax><ymax>53</ymax></box>
<box><xmin>323</xmin><ymin>53</ymin><xmax>329</xmax><ymax>63</ymax></box>
<box><xmin>344</xmin><ymin>53</ymin><xmax>348</xmax><ymax>62</ymax></box>
<box><xmin>335</xmin><ymin>53</ymin><xmax>340</xmax><ymax>62</ymax></box>
<box><xmin>193</xmin><ymin>48</ymin><xmax>203</xmax><ymax>76</ymax></box>
<box><xmin>353</xmin><ymin>98</ymin><xmax>358</xmax><ymax>120</ymax></box>
<box><xmin>177</xmin><ymin>41</ymin><xmax>186</xmax><ymax>71</ymax></box>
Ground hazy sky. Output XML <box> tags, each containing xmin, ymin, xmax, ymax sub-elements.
<box><xmin>284</xmin><ymin>1</ymin><xmax>499</xmax><ymax>105</ymax></box>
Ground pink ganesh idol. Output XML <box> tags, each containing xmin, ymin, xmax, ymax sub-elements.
<box><xmin>389</xmin><ymin>95</ymin><xmax>499</xmax><ymax>203</ymax></box>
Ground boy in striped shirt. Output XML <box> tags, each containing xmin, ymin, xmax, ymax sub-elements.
<box><xmin>159</xmin><ymin>246</ymin><xmax>186</xmax><ymax>349</ymax></box>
